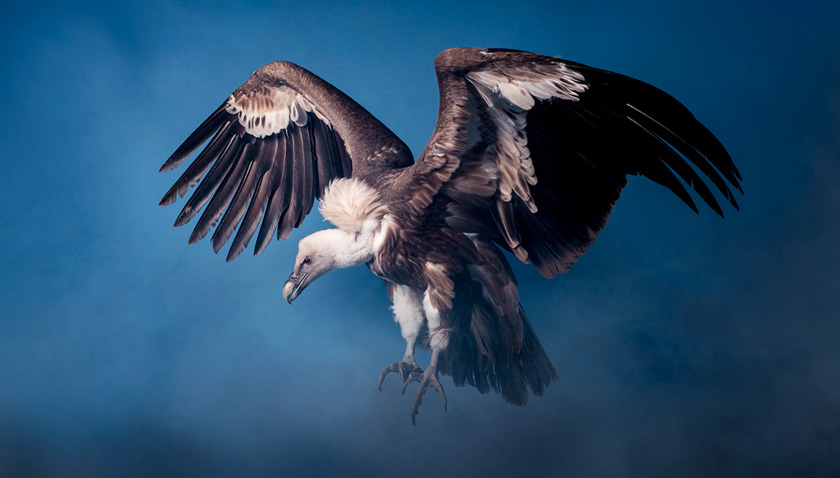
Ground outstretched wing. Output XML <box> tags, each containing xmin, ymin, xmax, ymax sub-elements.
<box><xmin>407</xmin><ymin>48</ymin><xmax>742</xmax><ymax>278</ymax></box>
<box><xmin>159</xmin><ymin>61</ymin><xmax>413</xmax><ymax>261</ymax></box>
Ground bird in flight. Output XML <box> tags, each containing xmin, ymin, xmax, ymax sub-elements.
<box><xmin>160</xmin><ymin>47</ymin><xmax>742</xmax><ymax>423</ymax></box>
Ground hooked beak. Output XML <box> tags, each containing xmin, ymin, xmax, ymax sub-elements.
<box><xmin>282</xmin><ymin>271</ymin><xmax>311</xmax><ymax>304</ymax></box>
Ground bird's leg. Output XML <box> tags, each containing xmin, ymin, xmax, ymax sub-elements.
<box><xmin>378</xmin><ymin>285</ymin><xmax>425</xmax><ymax>390</ymax></box>
<box><xmin>409</xmin><ymin>288</ymin><xmax>449</xmax><ymax>424</ymax></box>
<box><xmin>410</xmin><ymin>347</ymin><xmax>447</xmax><ymax>424</ymax></box>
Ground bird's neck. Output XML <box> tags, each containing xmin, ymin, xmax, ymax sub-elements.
<box><xmin>309</xmin><ymin>228</ymin><xmax>375</xmax><ymax>269</ymax></box>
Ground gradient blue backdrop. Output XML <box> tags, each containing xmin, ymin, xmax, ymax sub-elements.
<box><xmin>1</xmin><ymin>0</ymin><xmax>839</xmax><ymax>476</ymax></box>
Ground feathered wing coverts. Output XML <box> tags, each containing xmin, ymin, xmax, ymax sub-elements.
<box><xmin>412</xmin><ymin>48</ymin><xmax>741</xmax><ymax>278</ymax></box>
<box><xmin>159</xmin><ymin>61</ymin><xmax>412</xmax><ymax>262</ymax></box>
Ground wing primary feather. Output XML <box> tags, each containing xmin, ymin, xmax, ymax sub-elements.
<box><xmin>159</xmin><ymin>121</ymin><xmax>233</xmax><ymax>206</ymax></box>
<box><xmin>277</xmin><ymin>127</ymin><xmax>304</xmax><ymax>241</ymax></box>
<box><xmin>211</xmin><ymin>159</ymin><xmax>255</xmax><ymax>252</ymax></box>
<box><xmin>624</xmin><ymin>116</ymin><xmax>724</xmax><ymax>216</ymax></box>
<box><xmin>188</xmin><ymin>142</ymin><xmax>251</xmax><ymax>245</ymax></box>
<box><xmin>623</xmin><ymin>87</ymin><xmax>742</xmax><ymax>189</ymax></box>
<box><xmin>626</xmin><ymin>104</ymin><xmax>741</xmax><ymax>207</ymax></box>
<box><xmin>557</xmin><ymin>98</ymin><xmax>715</xmax><ymax>215</ymax></box>
<box><xmin>253</xmin><ymin>189</ymin><xmax>279</xmax><ymax>256</ymax></box>
<box><xmin>641</xmin><ymin>157</ymin><xmax>700</xmax><ymax>214</ymax></box>
<box><xmin>226</xmin><ymin>135</ymin><xmax>282</xmax><ymax>262</ymax></box>
<box><xmin>568</xmin><ymin>61</ymin><xmax>742</xmax><ymax>192</ymax></box>
<box><xmin>226</xmin><ymin>135</ymin><xmax>278</xmax><ymax>260</ymax></box>
<box><xmin>254</xmin><ymin>136</ymin><xmax>289</xmax><ymax>255</ymax></box>
<box><xmin>296</xmin><ymin>124</ymin><xmax>315</xmax><ymax>227</ymax></box>
<box><xmin>173</xmin><ymin>132</ymin><xmax>239</xmax><ymax>227</ymax></box>
<box><xmin>227</xmin><ymin>171</ymin><xmax>270</xmax><ymax>261</ymax></box>
<box><xmin>255</xmin><ymin>190</ymin><xmax>283</xmax><ymax>255</ymax></box>
<box><xmin>212</xmin><ymin>140</ymin><xmax>265</xmax><ymax>253</ymax></box>
<box><xmin>273</xmin><ymin>132</ymin><xmax>296</xmax><ymax>241</ymax></box>
<box><xmin>160</xmin><ymin>102</ymin><xmax>229</xmax><ymax>172</ymax></box>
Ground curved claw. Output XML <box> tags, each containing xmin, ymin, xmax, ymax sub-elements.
<box><xmin>411</xmin><ymin>367</ymin><xmax>447</xmax><ymax>425</ymax></box>
<box><xmin>401</xmin><ymin>370</ymin><xmax>423</xmax><ymax>395</ymax></box>
<box><xmin>378</xmin><ymin>358</ymin><xmax>423</xmax><ymax>391</ymax></box>
<box><xmin>377</xmin><ymin>363</ymin><xmax>399</xmax><ymax>391</ymax></box>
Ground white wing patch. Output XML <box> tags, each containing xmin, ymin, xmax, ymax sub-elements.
<box><xmin>466</xmin><ymin>64</ymin><xmax>588</xmax><ymax>212</ymax></box>
<box><xmin>467</xmin><ymin>63</ymin><xmax>587</xmax><ymax>108</ymax></box>
<box><xmin>225</xmin><ymin>86</ymin><xmax>331</xmax><ymax>138</ymax></box>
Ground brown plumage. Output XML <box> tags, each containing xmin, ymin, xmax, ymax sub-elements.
<box><xmin>160</xmin><ymin>47</ymin><xmax>742</xmax><ymax>421</ymax></box>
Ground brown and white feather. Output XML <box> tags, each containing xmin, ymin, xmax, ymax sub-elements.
<box><xmin>404</xmin><ymin>47</ymin><xmax>740</xmax><ymax>278</ymax></box>
<box><xmin>160</xmin><ymin>61</ymin><xmax>412</xmax><ymax>261</ymax></box>
<box><xmin>226</xmin><ymin>85</ymin><xmax>331</xmax><ymax>138</ymax></box>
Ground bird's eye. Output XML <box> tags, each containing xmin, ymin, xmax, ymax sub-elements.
<box><xmin>302</xmin><ymin>257</ymin><xmax>311</xmax><ymax>266</ymax></box>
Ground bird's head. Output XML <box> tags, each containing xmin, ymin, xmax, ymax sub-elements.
<box><xmin>282</xmin><ymin>228</ymin><xmax>376</xmax><ymax>304</ymax></box>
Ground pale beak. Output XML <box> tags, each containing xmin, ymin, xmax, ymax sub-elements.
<box><xmin>282</xmin><ymin>271</ymin><xmax>310</xmax><ymax>304</ymax></box>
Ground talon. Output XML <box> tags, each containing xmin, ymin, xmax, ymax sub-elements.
<box><xmin>410</xmin><ymin>366</ymin><xmax>447</xmax><ymax>425</ymax></box>
<box><xmin>401</xmin><ymin>370</ymin><xmax>423</xmax><ymax>395</ymax></box>
<box><xmin>378</xmin><ymin>363</ymin><xmax>399</xmax><ymax>391</ymax></box>
<box><xmin>378</xmin><ymin>357</ymin><xmax>422</xmax><ymax>391</ymax></box>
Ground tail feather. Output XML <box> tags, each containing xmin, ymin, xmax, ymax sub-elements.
<box><xmin>440</xmin><ymin>236</ymin><xmax>558</xmax><ymax>405</ymax></box>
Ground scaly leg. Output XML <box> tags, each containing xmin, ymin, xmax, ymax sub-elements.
<box><xmin>407</xmin><ymin>288</ymin><xmax>450</xmax><ymax>424</ymax></box>
<box><xmin>410</xmin><ymin>348</ymin><xmax>447</xmax><ymax>424</ymax></box>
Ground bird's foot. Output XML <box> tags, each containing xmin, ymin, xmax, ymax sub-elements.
<box><xmin>378</xmin><ymin>356</ymin><xmax>423</xmax><ymax>391</ymax></box>
<box><xmin>410</xmin><ymin>366</ymin><xmax>447</xmax><ymax>425</ymax></box>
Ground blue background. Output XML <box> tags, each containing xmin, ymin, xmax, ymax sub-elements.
<box><xmin>1</xmin><ymin>0</ymin><xmax>839</xmax><ymax>476</ymax></box>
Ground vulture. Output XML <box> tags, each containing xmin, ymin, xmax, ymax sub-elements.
<box><xmin>159</xmin><ymin>47</ymin><xmax>742</xmax><ymax>423</ymax></box>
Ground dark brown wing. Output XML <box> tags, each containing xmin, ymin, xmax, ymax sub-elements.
<box><xmin>159</xmin><ymin>61</ymin><xmax>413</xmax><ymax>261</ymax></box>
<box><xmin>407</xmin><ymin>47</ymin><xmax>742</xmax><ymax>278</ymax></box>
